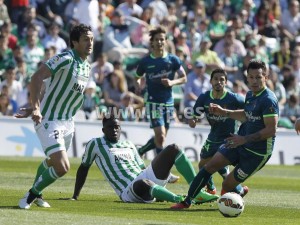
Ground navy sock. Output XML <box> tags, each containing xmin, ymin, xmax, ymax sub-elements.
<box><xmin>138</xmin><ymin>137</ymin><xmax>156</xmax><ymax>155</ymax></box>
<box><xmin>187</xmin><ymin>168</ymin><xmax>212</xmax><ymax>201</ymax></box>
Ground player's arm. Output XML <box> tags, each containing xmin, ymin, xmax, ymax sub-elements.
<box><xmin>209</xmin><ymin>103</ymin><xmax>247</xmax><ymax>122</ymax></box>
<box><xmin>30</xmin><ymin>64</ymin><xmax>52</xmax><ymax>124</ymax></box>
<box><xmin>72</xmin><ymin>164</ymin><xmax>91</xmax><ymax>200</ymax></box>
<box><xmin>162</xmin><ymin>66</ymin><xmax>187</xmax><ymax>87</ymax></box>
<box><xmin>244</xmin><ymin>116</ymin><xmax>278</xmax><ymax>143</ymax></box>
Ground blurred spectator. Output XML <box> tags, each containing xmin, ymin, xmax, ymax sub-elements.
<box><xmin>102</xmin><ymin>10</ymin><xmax>148</xmax><ymax>63</ymax></box>
<box><xmin>148</xmin><ymin>0</ymin><xmax>168</xmax><ymax>23</ymax></box>
<box><xmin>8</xmin><ymin>0</ymin><xmax>29</xmax><ymax>25</ymax></box>
<box><xmin>0</xmin><ymin>93</ymin><xmax>14</xmax><ymax>116</ymax></box>
<box><xmin>119</xmin><ymin>91</ymin><xmax>144</xmax><ymax>121</ymax></box>
<box><xmin>207</xmin><ymin>9</ymin><xmax>227</xmax><ymax>45</ymax></box>
<box><xmin>183</xmin><ymin>60</ymin><xmax>210</xmax><ymax>108</ymax></box>
<box><xmin>186</xmin><ymin>0</ymin><xmax>206</xmax><ymax>25</ymax></box>
<box><xmin>240</xmin><ymin>3</ymin><xmax>257</xmax><ymax>32</ymax></box>
<box><xmin>280</xmin><ymin>0</ymin><xmax>300</xmax><ymax>41</ymax></box>
<box><xmin>103</xmin><ymin>70</ymin><xmax>128</xmax><ymax>108</ymax></box>
<box><xmin>283</xmin><ymin>72</ymin><xmax>300</xmax><ymax>99</ymax></box>
<box><xmin>219</xmin><ymin>42</ymin><xmax>243</xmax><ymax>82</ymax></box>
<box><xmin>255</xmin><ymin>1</ymin><xmax>279</xmax><ymax>38</ymax></box>
<box><xmin>269</xmin><ymin>64</ymin><xmax>286</xmax><ymax>110</ymax></box>
<box><xmin>0</xmin><ymin>0</ymin><xmax>10</xmax><ymax>25</ymax></box>
<box><xmin>116</xmin><ymin>0</ymin><xmax>143</xmax><ymax>17</ymax></box>
<box><xmin>272</xmin><ymin>37</ymin><xmax>291</xmax><ymax>69</ymax></box>
<box><xmin>99</xmin><ymin>0</ymin><xmax>115</xmax><ymax>20</ymax></box>
<box><xmin>185</xmin><ymin>22</ymin><xmax>202</xmax><ymax>53</ymax></box>
<box><xmin>245</xmin><ymin>38</ymin><xmax>268</xmax><ymax>64</ymax></box>
<box><xmin>90</xmin><ymin>53</ymin><xmax>114</xmax><ymax>88</ymax></box>
<box><xmin>18</xmin><ymin>6</ymin><xmax>46</xmax><ymax>39</ymax></box>
<box><xmin>0</xmin><ymin>65</ymin><xmax>23</xmax><ymax>103</ymax></box>
<box><xmin>42</xmin><ymin>22</ymin><xmax>67</xmax><ymax>54</ymax></box>
<box><xmin>42</xmin><ymin>46</ymin><xmax>57</xmax><ymax>62</ymax></box>
<box><xmin>213</xmin><ymin>27</ymin><xmax>247</xmax><ymax>57</ymax></box>
<box><xmin>192</xmin><ymin>36</ymin><xmax>225</xmax><ymax>75</ymax></box>
<box><xmin>22</xmin><ymin>25</ymin><xmax>45</xmax><ymax>76</ymax></box>
<box><xmin>14</xmin><ymin>57</ymin><xmax>28</xmax><ymax>86</ymax></box>
<box><xmin>16</xmin><ymin>76</ymin><xmax>30</xmax><ymax>108</ymax></box>
<box><xmin>280</xmin><ymin>94</ymin><xmax>300</xmax><ymax>125</ymax></box>
<box><xmin>175</xmin><ymin>32</ymin><xmax>191</xmax><ymax>63</ymax></box>
<box><xmin>230</xmin><ymin>14</ymin><xmax>253</xmax><ymax>43</ymax></box>
<box><xmin>82</xmin><ymin>80</ymin><xmax>102</xmax><ymax>120</ymax></box>
<box><xmin>0</xmin><ymin>21</ymin><xmax>18</xmax><ymax>50</ymax></box>
<box><xmin>64</xmin><ymin>0</ymin><xmax>99</xmax><ymax>36</ymax></box>
<box><xmin>0</xmin><ymin>34</ymin><xmax>14</xmax><ymax>77</ymax></box>
<box><xmin>232</xmin><ymin>80</ymin><xmax>248</xmax><ymax>97</ymax></box>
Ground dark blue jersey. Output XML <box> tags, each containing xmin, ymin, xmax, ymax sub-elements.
<box><xmin>243</xmin><ymin>88</ymin><xmax>279</xmax><ymax>155</ymax></box>
<box><xmin>193</xmin><ymin>90</ymin><xmax>245</xmax><ymax>142</ymax></box>
<box><xmin>135</xmin><ymin>53</ymin><xmax>181</xmax><ymax>105</ymax></box>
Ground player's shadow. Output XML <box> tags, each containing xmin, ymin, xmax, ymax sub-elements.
<box><xmin>0</xmin><ymin>206</ymin><xmax>22</xmax><ymax>209</ymax></box>
<box><xmin>139</xmin><ymin>207</ymin><xmax>218</xmax><ymax>212</ymax></box>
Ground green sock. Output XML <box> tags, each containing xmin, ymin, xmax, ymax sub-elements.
<box><xmin>150</xmin><ymin>185</ymin><xmax>183</xmax><ymax>203</ymax></box>
<box><xmin>33</xmin><ymin>159</ymin><xmax>48</xmax><ymax>184</ymax></box>
<box><xmin>174</xmin><ymin>150</ymin><xmax>196</xmax><ymax>185</ymax></box>
<box><xmin>138</xmin><ymin>137</ymin><xmax>156</xmax><ymax>155</ymax></box>
<box><xmin>31</xmin><ymin>167</ymin><xmax>59</xmax><ymax>195</ymax></box>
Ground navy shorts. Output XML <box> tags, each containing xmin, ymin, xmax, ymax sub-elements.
<box><xmin>219</xmin><ymin>145</ymin><xmax>272</xmax><ymax>182</ymax></box>
<box><xmin>147</xmin><ymin>104</ymin><xmax>173</xmax><ymax>129</ymax></box>
<box><xmin>200</xmin><ymin>140</ymin><xmax>224</xmax><ymax>159</ymax></box>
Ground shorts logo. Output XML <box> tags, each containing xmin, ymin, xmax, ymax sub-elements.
<box><xmin>44</xmin><ymin>123</ymin><xmax>49</xmax><ymax>129</ymax></box>
<box><xmin>237</xmin><ymin>168</ymin><xmax>248</xmax><ymax>180</ymax></box>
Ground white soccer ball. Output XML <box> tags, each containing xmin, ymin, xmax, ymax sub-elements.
<box><xmin>217</xmin><ymin>192</ymin><xmax>245</xmax><ymax>217</ymax></box>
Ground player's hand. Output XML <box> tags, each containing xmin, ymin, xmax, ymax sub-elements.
<box><xmin>225</xmin><ymin>133</ymin><xmax>246</xmax><ymax>148</ymax></box>
<box><xmin>161</xmin><ymin>78</ymin><xmax>173</xmax><ymax>87</ymax></box>
<box><xmin>209</xmin><ymin>103</ymin><xmax>225</xmax><ymax>116</ymax></box>
<box><xmin>15</xmin><ymin>107</ymin><xmax>33</xmax><ymax>118</ymax></box>
<box><xmin>295</xmin><ymin>118</ymin><xmax>300</xmax><ymax>135</ymax></box>
<box><xmin>31</xmin><ymin>108</ymin><xmax>43</xmax><ymax>125</ymax></box>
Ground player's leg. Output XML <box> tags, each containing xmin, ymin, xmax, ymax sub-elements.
<box><xmin>152</xmin><ymin>144</ymin><xmax>196</xmax><ymax>184</ymax></box>
<box><xmin>132</xmin><ymin>179</ymin><xmax>184</xmax><ymax>203</ymax></box>
<box><xmin>138</xmin><ymin>136</ymin><xmax>156</xmax><ymax>156</ymax></box>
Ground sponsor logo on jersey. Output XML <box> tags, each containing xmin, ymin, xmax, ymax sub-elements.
<box><xmin>72</xmin><ymin>83</ymin><xmax>85</xmax><ymax>93</ymax></box>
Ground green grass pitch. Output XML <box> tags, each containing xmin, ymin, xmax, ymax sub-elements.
<box><xmin>0</xmin><ymin>156</ymin><xmax>299</xmax><ymax>225</ymax></box>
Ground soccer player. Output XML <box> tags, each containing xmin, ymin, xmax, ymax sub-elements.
<box><xmin>171</xmin><ymin>60</ymin><xmax>279</xmax><ymax>209</ymax></box>
<box><xmin>18</xmin><ymin>24</ymin><xmax>94</xmax><ymax>209</ymax></box>
<box><xmin>135</xmin><ymin>26</ymin><xmax>187</xmax><ymax>182</ymax></box>
<box><xmin>68</xmin><ymin>114</ymin><xmax>219</xmax><ymax>204</ymax></box>
<box><xmin>189</xmin><ymin>68</ymin><xmax>246</xmax><ymax>195</ymax></box>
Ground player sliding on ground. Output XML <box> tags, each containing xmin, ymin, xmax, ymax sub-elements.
<box><xmin>67</xmin><ymin>114</ymin><xmax>219</xmax><ymax>204</ymax></box>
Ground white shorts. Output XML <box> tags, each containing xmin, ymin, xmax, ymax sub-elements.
<box><xmin>34</xmin><ymin>120</ymin><xmax>74</xmax><ymax>157</ymax></box>
<box><xmin>120</xmin><ymin>163</ymin><xmax>170</xmax><ymax>203</ymax></box>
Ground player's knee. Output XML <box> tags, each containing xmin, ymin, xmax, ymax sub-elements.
<box><xmin>54</xmin><ymin>163</ymin><xmax>70</xmax><ymax>177</ymax></box>
<box><xmin>164</xmin><ymin>143</ymin><xmax>180</xmax><ymax>154</ymax></box>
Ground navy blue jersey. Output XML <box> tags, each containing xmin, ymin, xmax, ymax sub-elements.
<box><xmin>135</xmin><ymin>53</ymin><xmax>181</xmax><ymax>105</ymax></box>
<box><xmin>193</xmin><ymin>90</ymin><xmax>245</xmax><ymax>142</ymax></box>
<box><xmin>243</xmin><ymin>88</ymin><xmax>279</xmax><ymax>155</ymax></box>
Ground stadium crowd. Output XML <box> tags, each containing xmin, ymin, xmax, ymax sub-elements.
<box><xmin>0</xmin><ymin>0</ymin><xmax>300</xmax><ymax>129</ymax></box>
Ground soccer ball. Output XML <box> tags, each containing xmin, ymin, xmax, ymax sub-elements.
<box><xmin>217</xmin><ymin>192</ymin><xmax>245</xmax><ymax>217</ymax></box>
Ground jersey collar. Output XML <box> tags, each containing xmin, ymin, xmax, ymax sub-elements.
<box><xmin>210</xmin><ymin>89</ymin><xmax>227</xmax><ymax>99</ymax></box>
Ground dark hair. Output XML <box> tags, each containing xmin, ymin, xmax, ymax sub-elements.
<box><xmin>69</xmin><ymin>24</ymin><xmax>92</xmax><ymax>48</ymax></box>
<box><xmin>210</xmin><ymin>68</ymin><xmax>227</xmax><ymax>81</ymax></box>
<box><xmin>102</xmin><ymin>113</ymin><xmax>118</xmax><ymax>127</ymax></box>
<box><xmin>247</xmin><ymin>59</ymin><xmax>267</xmax><ymax>75</ymax></box>
<box><xmin>149</xmin><ymin>26</ymin><xmax>166</xmax><ymax>42</ymax></box>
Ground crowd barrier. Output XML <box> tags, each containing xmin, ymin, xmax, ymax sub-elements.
<box><xmin>0</xmin><ymin>117</ymin><xmax>299</xmax><ymax>165</ymax></box>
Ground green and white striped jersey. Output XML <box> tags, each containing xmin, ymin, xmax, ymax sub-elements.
<box><xmin>42</xmin><ymin>49</ymin><xmax>91</xmax><ymax>120</ymax></box>
<box><xmin>82</xmin><ymin>137</ymin><xmax>145</xmax><ymax>197</ymax></box>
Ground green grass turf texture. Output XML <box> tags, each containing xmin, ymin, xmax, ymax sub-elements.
<box><xmin>0</xmin><ymin>156</ymin><xmax>299</xmax><ymax>225</ymax></box>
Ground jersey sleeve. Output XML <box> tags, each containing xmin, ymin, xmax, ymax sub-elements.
<box><xmin>172</xmin><ymin>55</ymin><xmax>182</xmax><ymax>71</ymax></box>
<box><xmin>81</xmin><ymin>139</ymin><xmax>97</xmax><ymax>167</ymax></box>
<box><xmin>45</xmin><ymin>52</ymin><xmax>72</xmax><ymax>76</ymax></box>
<box><xmin>262</xmin><ymin>96</ymin><xmax>279</xmax><ymax>118</ymax></box>
<box><xmin>193</xmin><ymin>93</ymin><xmax>206</xmax><ymax>118</ymax></box>
<box><xmin>235</xmin><ymin>93</ymin><xmax>245</xmax><ymax>109</ymax></box>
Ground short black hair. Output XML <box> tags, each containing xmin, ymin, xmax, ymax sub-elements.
<box><xmin>102</xmin><ymin>113</ymin><xmax>118</xmax><ymax>127</ymax></box>
<box><xmin>149</xmin><ymin>26</ymin><xmax>166</xmax><ymax>42</ymax></box>
<box><xmin>247</xmin><ymin>59</ymin><xmax>267</xmax><ymax>75</ymax></box>
<box><xmin>69</xmin><ymin>24</ymin><xmax>92</xmax><ymax>48</ymax></box>
<box><xmin>210</xmin><ymin>68</ymin><xmax>227</xmax><ymax>81</ymax></box>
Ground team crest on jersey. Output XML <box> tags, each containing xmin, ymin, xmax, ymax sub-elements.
<box><xmin>48</xmin><ymin>56</ymin><xmax>61</xmax><ymax>67</ymax></box>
